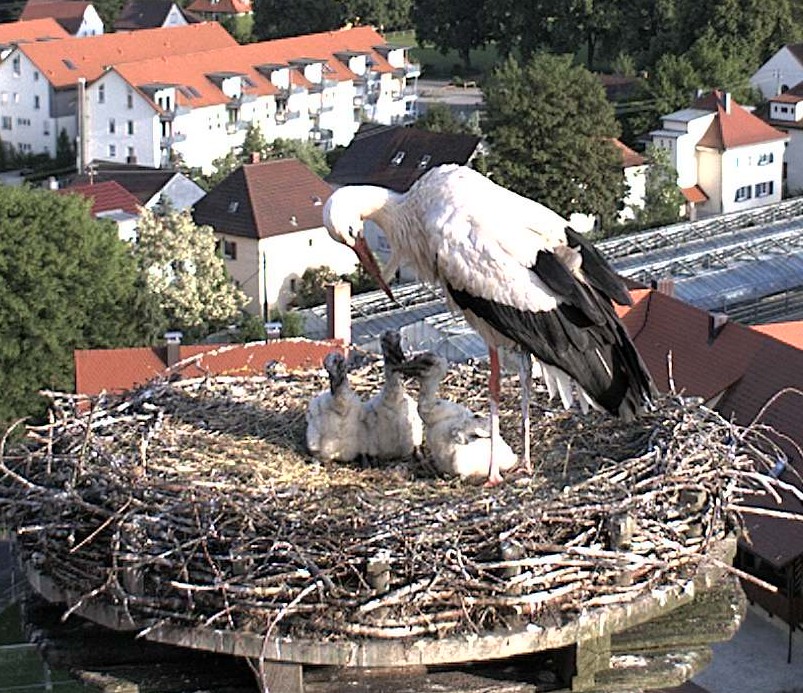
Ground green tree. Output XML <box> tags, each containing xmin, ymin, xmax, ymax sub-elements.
<box><xmin>344</xmin><ymin>0</ymin><xmax>412</xmax><ymax>30</ymax></box>
<box><xmin>265</xmin><ymin>138</ymin><xmax>330</xmax><ymax>177</ymax></box>
<box><xmin>412</xmin><ymin>102</ymin><xmax>477</xmax><ymax>134</ymax></box>
<box><xmin>482</xmin><ymin>54</ymin><xmax>625</xmax><ymax>229</ymax></box>
<box><xmin>294</xmin><ymin>266</ymin><xmax>339</xmax><ymax>308</ymax></box>
<box><xmin>0</xmin><ymin>186</ymin><xmax>154</xmax><ymax>424</ymax></box>
<box><xmin>412</xmin><ymin>0</ymin><xmax>491</xmax><ymax>71</ymax></box>
<box><xmin>253</xmin><ymin>0</ymin><xmax>344</xmax><ymax>40</ymax></box>
<box><xmin>241</xmin><ymin>123</ymin><xmax>269</xmax><ymax>161</ymax></box>
<box><xmin>56</xmin><ymin>129</ymin><xmax>75</xmax><ymax>170</ymax></box>
<box><xmin>134</xmin><ymin>209</ymin><xmax>248</xmax><ymax>339</ymax></box>
<box><xmin>634</xmin><ymin>145</ymin><xmax>684</xmax><ymax>229</ymax></box>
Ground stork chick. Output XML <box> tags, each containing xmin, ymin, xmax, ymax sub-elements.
<box><xmin>399</xmin><ymin>352</ymin><xmax>517</xmax><ymax>481</ymax></box>
<box><xmin>306</xmin><ymin>351</ymin><xmax>364</xmax><ymax>462</ymax></box>
<box><xmin>361</xmin><ymin>330</ymin><xmax>423</xmax><ymax>459</ymax></box>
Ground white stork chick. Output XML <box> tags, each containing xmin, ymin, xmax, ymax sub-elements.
<box><xmin>306</xmin><ymin>351</ymin><xmax>364</xmax><ymax>462</ymax></box>
<box><xmin>361</xmin><ymin>330</ymin><xmax>424</xmax><ymax>459</ymax></box>
<box><xmin>323</xmin><ymin>164</ymin><xmax>655</xmax><ymax>485</ymax></box>
<box><xmin>399</xmin><ymin>352</ymin><xmax>517</xmax><ymax>481</ymax></box>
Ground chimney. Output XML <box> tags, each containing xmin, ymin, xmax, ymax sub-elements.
<box><xmin>708</xmin><ymin>313</ymin><xmax>728</xmax><ymax>343</ymax></box>
<box><xmin>721</xmin><ymin>91</ymin><xmax>731</xmax><ymax>114</ymax></box>
<box><xmin>250</xmin><ymin>151</ymin><xmax>260</xmax><ymax>164</ymax></box>
<box><xmin>164</xmin><ymin>330</ymin><xmax>183</xmax><ymax>367</ymax></box>
<box><xmin>326</xmin><ymin>282</ymin><xmax>351</xmax><ymax>345</ymax></box>
<box><xmin>655</xmin><ymin>276</ymin><xmax>675</xmax><ymax>297</ymax></box>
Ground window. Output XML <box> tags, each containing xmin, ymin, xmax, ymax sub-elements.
<box><xmin>1</xmin><ymin>116</ymin><xmax>11</xmax><ymax>131</ymax></box>
<box><xmin>734</xmin><ymin>185</ymin><xmax>752</xmax><ymax>202</ymax></box>
<box><xmin>43</xmin><ymin>120</ymin><xmax>50</xmax><ymax>136</ymax></box>
<box><xmin>755</xmin><ymin>181</ymin><xmax>774</xmax><ymax>197</ymax></box>
<box><xmin>127</xmin><ymin>146</ymin><xmax>135</xmax><ymax>163</ymax></box>
<box><xmin>390</xmin><ymin>150</ymin><xmax>405</xmax><ymax>165</ymax></box>
<box><xmin>108</xmin><ymin>144</ymin><xmax>116</xmax><ymax>157</ymax></box>
<box><xmin>218</xmin><ymin>238</ymin><xmax>237</xmax><ymax>259</ymax></box>
<box><xmin>98</xmin><ymin>84</ymin><xmax>105</xmax><ymax>104</ymax></box>
<box><xmin>127</xmin><ymin>91</ymin><xmax>133</xmax><ymax>109</ymax></box>
<box><xmin>12</xmin><ymin>55</ymin><xmax>20</xmax><ymax>77</ymax></box>
<box><xmin>758</xmin><ymin>152</ymin><xmax>774</xmax><ymax>166</ymax></box>
<box><xmin>108</xmin><ymin>118</ymin><xmax>116</xmax><ymax>134</ymax></box>
<box><xmin>417</xmin><ymin>154</ymin><xmax>431</xmax><ymax>169</ymax></box>
<box><xmin>33</xmin><ymin>95</ymin><xmax>40</xmax><ymax>110</ymax></box>
<box><xmin>1</xmin><ymin>92</ymin><xmax>8</xmax><ymax>104</ymax></box>
<box><xmin>127</xmin><ymin>120</ymin><xmax>134</xmax><ymax>135</ymax></box>
<box><xmin>33</xmin><ymin>71</ymin><xmax>39</xmax><ymax>81</ymax></box>
<box><xmin>227</xmin><ymin>200</ymin><xmax>239</xmax><ymax>213</ymax></box>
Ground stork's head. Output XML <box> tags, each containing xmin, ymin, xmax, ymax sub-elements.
<box><xmin>324</xmin><ymin>189</ymin><xmax>394</xmax><ymax>301</ymax></box>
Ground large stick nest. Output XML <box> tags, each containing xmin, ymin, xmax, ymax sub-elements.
<box><xmin>0</xmin><ymin>353</ymin><xmax>791</xmax><ymax>643</ymax></box>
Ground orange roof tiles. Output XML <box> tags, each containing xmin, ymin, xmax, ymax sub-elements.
<box><xmin>18</xmin><ymin>22</ymin><xmax>237</xmax><ymax>88</ymax></box>
<box><xmin>613</xmin><ymin>139</ymin><xmax>645</xmax><ymax>169</ymax></box>
<box><xmin>613</xmin><ymin>288</ymin><xmax>650</xmax><ymax>319</ymax></box>
<box><xmin>186</xmin><ymin>0</ymin><xmax>252</xmax><ymax>14</ymax></box>
<box><xmin>681</xmin><ymin>185</ymin><xmax>708</xmax><ymax>204</ymax></box>
<box><xmin>0</xmin><ymin>17</ymin><xmax>69</xmax><ymax>44</ymax></box>
<box><xmin>74</xmin><ymin>339</ymin><xmax>344</xmax><ymax>395</ymax></box>
<box><xmin>57</xmin><ymin>180</ymin><xmax>142</xmax><ymax>216</ymax></box>
<box><xmin>752</xmin><ymin>321</ymin><xmax>803</xmax><ymax>349</ymax></box>
<box><xmin>695</xmin><ymin>89</ymin><xmax>787</xmax><ymax>150</ymax></box>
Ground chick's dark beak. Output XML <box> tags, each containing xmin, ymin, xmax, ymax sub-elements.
<box><xmin>353</xmin><ymin>236</ymin><xmax>394</xmax><ymax>301</ymax></box>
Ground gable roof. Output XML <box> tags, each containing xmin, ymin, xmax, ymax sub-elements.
<box><xmin>0</xmin><ymin>17</ymin><xmax>70</xmax><ymax>45</ymax></box>
<box><xmin>114</xmin><ymin>0</ymin><xmax>198</xmax><ymax>30</ymax></box>
<box><xmin>327</xmin><ymin>123</ymin><xmax>481</xmax><ymax>192</ymax></box>
<box><xmin>693</xmin><ymin>89</ymin><xmax>787</xmax><ymax>150</ymax></box>
<box><xmin>71</xmin><ymin>161</ymin><xmax>203</xmax><ymax>208</ymax></box>
<box><xmin>57</xmin><ymin>180</ymin><xmax>141</xmax><ymax>215</ymax></box>
<box><xmin>16</xmin><ymin>21</ymin><xmax>236</xmax><ymax>89</ymax></box>
<box><xmin>185</xmin><ymin>0</ymin><xmax>251</xmax><ymax>14</ymax></box>
<box><xmin>74</xmin><ymin>339</ymin><xmax>343</xmax><ymax>395</ymax></box>
<box><xmin>785</xmin><ymin>43</ymin><xmax>803</xmax><ymax>66</ymax></box>
<box><xmin>192</xmin><ymin>158</ymin><xmax>333</xmax><ymax>240</ymax></box>
<box><xmin>19</xmin><ymin>0</ymin><xmax>93</xmax><ymax>33</ymax></box>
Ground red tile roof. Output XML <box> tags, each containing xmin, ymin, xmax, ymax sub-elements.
<box><xmin>681</xmin><ymin>185</ymin><xmax>708</xmax><ymax>204</ymax></box>
<box><xmin>613</xmin><ymin>139</ymin><xmax>646</xmax><ymax>168</ymax></box>
<box><xmin>192</xmin><ymin>158</ymin><xmax>333</xmax><ymax>239</ymax></box>
<box><xmin>0</xmin><ymin>17</ymin><xmax>69</xmax><ymax>44</ymax></box>
<box><xmin>613</xmin><ymin>288</ymin><xmax>650</xmax><ymax>319</ymax></box>
<box><xmin>752</xmin><ymin>321</ymin><xmax>803</xmax><ymax>349</ymax></box>
<box><xmin>57</xmin><ymin>180</ymin><xmax>142</xmax><ymax>216</ymax></box>
<box><xmin>20</xmin><ymin>0</ymin><xmax>91</xmax><ymax>25</ymax></box>
<box><xmin>18</xmin><ymin>22</ymin><xmax>237</xmax><ymax>88</ymax></box>
<box><xmin>620</xmin><ymin>290</ymin><xmax>766</xmax><ymax>400</ymax></box>
<box><xmin>74</xmin><ymin>339</ymin><xmax>344</xmax><ymax>395</ymax></box>
<box><xmin>694</xmin><ymin>89</ymin><xmax>787</xmax><ymax>150</ymax></box>
<box><xmin>186</xmin><ymin>0</ymin><xmax>252</xmax><ymax>14</ymax></box>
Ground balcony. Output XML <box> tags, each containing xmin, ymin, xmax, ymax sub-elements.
<box><xmin>159</xmin><ymin>105</ymin><xmax>190</xmax><ymax>122</ymax></box>
<box><xmin>225</xmin><ymin>121</ymin><xmax>248</xmax><ymax>135</ymax></box>
<box><xmin>275</xmin><ymin>109</ymin><xmax>302</xmax><ymax>124</ymax></box>
<box><xmin>309</xmin><ymin>127</ymin><xmax>333</xmax><ymax>151</ymax></box>
<box><xmin>226</xmin><ymin>93</ymin><xmax>257</xmax><ymax>110</ymax></box>
<box><xmin>160</xmin><ymin>132</ymin><xmax>186</xmax><ymax>147</ymax></box>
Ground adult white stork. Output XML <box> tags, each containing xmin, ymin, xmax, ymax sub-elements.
<box><xmin>323</xmin><ymin>164</ymin><xmax>654</xmax><ymax>484</ymax></box>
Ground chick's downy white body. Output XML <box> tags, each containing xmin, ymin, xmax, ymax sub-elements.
<box><xmin>404</xmin><ymin>353</ymin><xmax>517</xmax><ymax>480</ymax></box>
<box><xmin>361</xmin><ymin>331</ymin><xmax>423</xmax><ymax>459</ymax></box>
<box><xmin>306</xmin><ymin>352</ymin><xmax>364</xmax><ymax>462</ymax></box>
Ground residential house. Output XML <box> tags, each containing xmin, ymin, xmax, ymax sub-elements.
<box><xmin>191</xmin><ymin>158</ymin><xmax>359</xmax><ymax>315</ymax></box>
<box><xmin>762</xmin><ymin>82</ymin><xmax>803</xmax><ymax>194</ymax></box>
<box><xmin>750</xmin><ymin>43</ymin><xmax>803</xmax><ymax>99</ymax></box>
<box><xmin>71</xmin><ymin>161</ymin><xmax>206</xmax><ymax>211</ymax></box>
<box><xmin>185</xmin><ymin>0</ymin><xmax>251</xmax><ymax>22</ymax></box>
<box><xmin>0</xmin><ymin>17</ymin><xmax>69</xmax><ymax>59</ymax></box>
<box><xmin>74</xmin><ymin>337</ymin><xmax>344</xmax><ymax>395</ymax></box>
<box><xmin>620</xmin><ymin>288</ymin><xmax>803</xmax><ymax>626</ymax></box>
<box><xmin>327</xmin><ymin>123</ymin><xmax>481</xmax><ymax>281</ymax></box>
<box><xmin>648</xmin><ymin>90</ymin><xmax>787</xmax><ymax>219</ymax></box>
<box><xmin>19</xmin><ymin>0</ymin><xmax>103</xmax><ymax>35</ymax></box>
<box><xmin>113</xmin><ymin>0</ymin><xmax>197</xmax><ymax>30</ymax></box>
<box><xmin>0</xmin><ymin>22</ymin><xmax>237</xmax><ymax>161</ymax></box>
<box><xmin>55</xmin><ymin>179</ymin><xmax>141</xmax><ymax>241</ymax></box>
<box><xmin>0</xmin><ymin>23</ymin><xmax>420</xmax><ymax>173</ymax></box>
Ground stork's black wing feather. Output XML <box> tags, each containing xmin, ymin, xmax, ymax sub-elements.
<box><xmin>447</xmin><ymin>282</ymin><xmax>653</xmax><ymax>420</ymax></box>
<box><xmin>564</xmin><ymin>227</ymin><xmax>632</xmax><ymax>306</ymax></box>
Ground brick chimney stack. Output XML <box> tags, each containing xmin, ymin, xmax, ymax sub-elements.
<box><xmin>164</xmin><ymin>331</ymin><xmax>183</xmax><ymax>367</ymax></box>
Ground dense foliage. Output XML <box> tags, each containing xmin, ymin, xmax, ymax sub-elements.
<box><xmin>483</xmin><ymin>55</ymin><xmax>625</xmax><ymax>230</ymax></box>
<box><xmin>135</xmin><ymin>209</ymin><xmax>248</xmax><ymax>340</ymax></box>
<box><xmin>0</xmin><ymin>186</ymin><xmax>153</xmax><ymax>424</ymax></box>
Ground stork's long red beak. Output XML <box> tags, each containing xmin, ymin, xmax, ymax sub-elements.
<box><xmin>353</xmin><ymin>236</ymin><xmax>395</xmax><ymax>301</ymax></box>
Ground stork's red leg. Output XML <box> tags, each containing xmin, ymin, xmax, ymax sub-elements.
<box><xmin>486</xmin><ymin>346</ymin><xmax>504</xmax><ymax>486</ymax></box>
<box><xmin>519</xmin><ymin>352</ymin><xmax>532</xmax><ymax>472</ymax></box>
